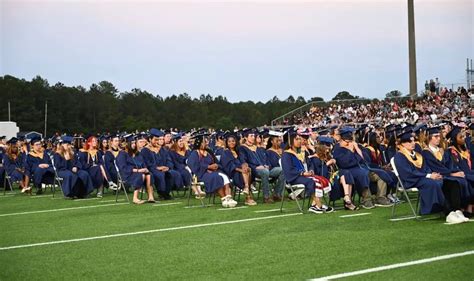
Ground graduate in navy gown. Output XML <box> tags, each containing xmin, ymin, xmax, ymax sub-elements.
<box><xmin>169</xmin><ymin>133</ymin><xmax>192</xmax><ymax>190</ymax></box>
<box><xmin>333</xmin><ymin>127</ymin><xmax>372</xmax><ymax>209</ymax></box>
<box><xmin>117</xmin><ymin>134</ymin><xmax>156</xmax><ymax>204</ymax></box>
<box><xmin>103</xmin><ymin>135</ymin><xmax>121</xmax><ymax>190</ymax></box>
<box><xmin>238</xmin><ymin>129</ymin><xmax>284</xmax><ymax>203</ymax></box>
<box><xmin>220</xmin><ymin>133</ymin><xmax>256</xmax><ymax>206</ymax></box>
<box><xmin>446</xmin><ymin>126</ymin><xmax>474</xmax><ymax>218</ymax></box>
<box><xmin>25</xmin><ymin>137</ymin><xmax>55</xmax><ymax>195</ymax></box>
<box><xmin>2</xmin><ymin>138</ymin><xmax>29</xmax><ymax>192</ymax></box>
<box><xmin>281</xmin><ymin>130</ymin><xmax>334</xmax><ymax>214</ymax></box>
<box><xmin>77</xmin><ymin>136</ymin><xmax>110</xmax><ymax>198</ymax></box>
<box><xmin>393</xmin><ymin>130</ymin><xmax>468</xmax><ymax>223</ymax></box>
<box><xmin>187</xmin><ymin>134</ymin><xmax>237</xmax><ymax>208</ymax></box>
<box><xmin>53</xmin><ymin>136</ymin><xmax>94</xmax><ymax>199</ymax></box>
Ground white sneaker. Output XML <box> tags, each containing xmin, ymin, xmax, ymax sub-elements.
<box><xmin>455</xmin><ymin>210</ymin><xmax>470</xmax><ymax>222</ymax></box>
<box><xmin>289</xmin><ymin>189</ymin><xmax>304</xmax><ymax>200</ymax></box>
<box><xmin>226</xmin><ymin>195</ymin><xmax>238</xmax><ymax>208</ymax></box>
<box><xmin>221</xmin><ymin>197</ymin><xmax>230</xmax><ymax>208</ymax></box>
<box><xmin>446</xmin><ymin>211</ymin><xmax>464</xmax><ymax>224</ymax></box>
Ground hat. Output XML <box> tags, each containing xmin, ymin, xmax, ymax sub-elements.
<box><xmin>135</xmin><ymin>133</ymin><xmax>149</xmax><ymax>141</ymax></box>
<box><xmin>425</xmin><ymin>126</ymin><xmax>441</xmax><ymax>136</ymax></box>
<box><xmin>172</xmin><ymin>133</ymin><xmax>184</xmax><ymax>141</ymax></box>
<box><xmin>397</xmin><ymin>130</ymin><xmax>414</xmax><ymax>143</ymax></box>
<box><xmin>318</xmin><ymin>129</ymin><xmax>329</xmax><ymax>136</ymax></box>
<box><xmin>149</xmin><ymin>128</ymin><xmax>164</xmax><ymax>138</ymax></box>
<box><xmin>30</xmin><ymin>137</ymin><xmax>42</xmax><ymax>145</ymax></box>
<box><xmin>0</xmin><ymin>136</ymin><xmax>6</xmax><ymax>140</ymax></box>
<box><xmin>6</xmin><ymin>137</ymin><xmax>18</xmax><ymax>145</ymax></box>
<box><xmin>414</xmin><ymin>123</ymin><xmax>427</xmax><ymax>134</ymax></box>
<box><xmin>60</xmin><ymin>136</ymin><xmax>74</xmax><ymax>144</ymax></box>
<box><xmin>446</xmin><ymin>126</ymin><xmax>462</xmax><ymax>142</ymax></box>
<box><xmin>339</xmin><ymin>127</ymin><xmax>355</xmax><ymax>141</ymax></box>
<box><xmin>123</xmin><ymin>134</ymin><xmax>136</xmax><ymax>143</ymax></box>
<box><xmin>318</xmin><ymin>136</ymin><xmax>334</xmax><ymax>146</ymax></box>
<box><xmin>242</xmin><ymin>128</ymin><xmax>257</xmax><ymax>137</ymax></box>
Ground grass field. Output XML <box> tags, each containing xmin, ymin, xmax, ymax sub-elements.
<box><xmin>0</xmin><ymin>189</ymin><xmax>473</xmax><ymax>281</ymax></box>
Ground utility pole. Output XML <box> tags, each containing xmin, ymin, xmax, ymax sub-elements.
<box><xmin>44</xmin><ymin>100</ymin><xmax>48</xmax><ymax>138</ymax></box>
<box><xmin>467</xmin><ymin>58</ymin><xmax>473</xmax><ymax>88</ymax></box>
<box><xmin>8</xmin><ymin>102</ymin><xmax>11</xmax><ymax>121</ymax></box>
<box><xmin>408</xmin><ymin>0</ymin><xmax>418</xmax><ymax>97</ymax></box>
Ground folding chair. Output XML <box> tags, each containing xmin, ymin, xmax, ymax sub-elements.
<box><xmin>278</xmin><ymin>159</ymin><xmax>305</xmax><ymax>213</ymax></box>
<box><xmin>48</xmin><ymin>154</ymin><xmax>63</xmax><ymax>198</ymax></box>
<box><xmin>389</xmin><ymin>157</ymin><xmax>420</xmax><ymax>221</ymax></box>
<box><xmin>187</xmin><ymin>175</ymin><xmax>207</xmax><ymax>207</ymax></box>
<box><xmin>3</xmin><ymin>166</ymin><xmax>15</xmax><ymax>195</ymax></box>
<box><xmin>114</xmin><ymin>160</ymin><xmax>130</xmax><ymax>203</ymax></box>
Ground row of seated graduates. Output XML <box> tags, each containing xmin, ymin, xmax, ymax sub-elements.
<box><xmin>1</xmin><ymin>122</ymin><xmax>474</xmax><ymax>216</ymax></box>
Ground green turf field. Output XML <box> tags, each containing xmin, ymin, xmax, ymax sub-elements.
<box><xmin>0</xmin><ymin>190</ymin><xmax>472</xmax><ymax>281</ymax></box>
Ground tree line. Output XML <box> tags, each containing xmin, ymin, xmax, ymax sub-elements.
<box><xmin>0</xmin><ymin>75</ymin><xmax>328</xmax><ymax>135</ymax></box>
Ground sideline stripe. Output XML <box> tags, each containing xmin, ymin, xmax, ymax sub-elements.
<box><xmin>30</xmin><ymin>195</ymin><xmax>53</xmax><ymax>198</ymax></box>
<box><xmin>151</xmin><ymin>202</ymin><xmax>182</xmax><ymax>207</ymax></box>
<box><xmin>339</xmin><ymin>213</ymin><xmax>371</xmax><ymax>218</ymax></box>
<box><xmin>0</xmin><ymin>213</ymin><xmax>301</xmax><ymax>251</ymax></box>
<box><xmin>0</xmin><ymin>203</ymin><xmax>129</xmax><ymax>217</ymax></box>
<box><xmin>254</xmin><ymin>209</ymin><xmax>282</xmax><ymax>213</ymax></box>
<box><xmin>217</xmin><ymin>206</ymin><xmax>248</xmax><ymax>211</ymax></box>
<box><xmin>389</xmin><ymin>216</ymin><xmax>420</xmax><ymax>221</ymax></box>
<box><xmin>309</xmin><ymin>250</ymin><xmax>474</xmax><ymax>281</ymax></box>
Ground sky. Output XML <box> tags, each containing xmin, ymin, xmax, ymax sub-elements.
<box><xmin>1</xmin><ymin>0</ymin><xmax>473</xmax><ymax>102</ymax></box>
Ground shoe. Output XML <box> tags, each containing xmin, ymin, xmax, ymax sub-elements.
<box><xmin>361</xmin><ymin>199</ymin><xmax>375</xmax><ymax>209</ymax></box>
<box><xmin>463</xmin><ymin>211</ymin><xmax>473</xmax><ymax>219</ymax></box>
<box><xmin>163</xmin><ymin>194</ymin><xmax>173</xmax><ymax>200</ymax></box>
<box><xmin>251</xmin><ymin>185</ymin><xmax>258</xmax><ymax>193</ymax></box>
<box><xmin>263</xmin><ymin>197</ymin><xmax>274</xmax><ymax>204</ymax></box>
<box><xmin>446</xmin><ymin>211</ymin><xmax>464</xmax><ymax>224</ymax></box>
<box><xmin>322</xmin><ymin>205</ymin><xmax>334</xmax><ymax>213</ymax></box>
<box><xmin>308</xmin><ymin>205</ymin><xmax>324</xmax><ymax>214</ymax></box>
<box><xmin>289</xmin><ymin>189</ymin><xmax>304</xmax><ymax>200</ymax></box>
<box><xmin>226</xmin><ymin>196</ymin><xmax>238</xmax><ymax>208</ymax></box>
<box><xmin>36</xmin><ymin>188</ymin><xmax>43</xmax><ymax>195</ymax></box>
<box><xmin>108</xmin><ymin>181</ymin><xmax>118</xmax><ymax>191</ymax></box>
<box><xmin>221</xmin><ymin>197</ymin><xmax>230</xmax><ymax>208</ymax></box>
<box><xmin>245</xmin><ymin>198</ymin><xmax>257</xmax><ymax>206</ymax></box>
<box><xmin>344</xmin><ymin>201</ymin><xmax>359</xmax><ymax>211</ymax></box>
<box><xmin>96</xmin><ymin>192</ymin><xmax>103</xmax><ymax>198</ymax></box>
<box><xmin>147</xmin><ymin>199</ymin><xmax>156</xmax><ymax>203</ymax></box>
<box><xmin>455</xmin><ymin>210</ymin><xmax>470</xmax><ymax>222</ymax></box>
<box><xmin>133</xmin><ymin>200</ymin><xmax>145</xmax><ymax>205</ymax></box>
<box><xmin>375</xmin><ymin>197</ymin><xmax>394</xmax><ymax>207</ymax></box>
<box><xmin>273</xmin><ymin>195</ymin><xmax>283</xmax><ymax>202</ymax></box>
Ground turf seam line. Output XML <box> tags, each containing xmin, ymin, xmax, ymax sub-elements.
<box><xmin>254</xmin><ymin>209</ymin><xmax>283</xmax><ymax>213</ymax></box>
<box><xmin>0</xmin><ymin>213</ymin><xmax>301</xmax><ymax>251</ymax></box>
<box><xmin>0</xmin><ymin>203</ymin><xmax>129</xmax><ymax>217</ymax></box>
<box><xmin>151</xmin><ymin>202</ymin><xmax>182</xmax><ymax>207</ymax></box>
<box><xmin>389</xmin><ymin>216</ymin><xmax>421</xmax><ymax>221</ymax></box>
<box><xmin>339</xmin><ymin>213</ymin><xmax>371</xmax><ymax>218</ymax></box>
<box><xmin>217</xmin><ymin>206</ymin><xmax>248</xmax><ymax>211</ymax></box>
<box><xmin>309</xmin><ymin>250</ymin><xmax>474</xmax><ymax>281</ymax></box>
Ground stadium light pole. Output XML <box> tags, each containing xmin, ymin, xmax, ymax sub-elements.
<box><xmin>408</xmin><ymin>0</ymin><xmax>418</xmax><ymax>97</ymax></box>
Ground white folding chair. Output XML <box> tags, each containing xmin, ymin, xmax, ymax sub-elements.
<box><xmin>389</xmin><ymin>157</ymin><xmax>420</xmax><ymax>221</ymax></box>
<box><xmin>278</xmin><ymin>159</ymin><xmax>305</xmax><ymax>213</ymax></box>
<box><xmin>113</xmin><ymin>160</ymin><xmax>130</xmax><ymax>203</ymax></box>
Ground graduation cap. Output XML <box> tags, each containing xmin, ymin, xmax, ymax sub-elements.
<box><xmin>0</xmin><ymin>136</ymin><xmax>6</xmax><ymax>140</ymax></box>
<box><xmin>268</xmin><ymin>130</ymin><xmax>284</xmax><ymax>137</ymax></box>
<box><xmin>149</xmin><ymin>128</ymin><xmax>164</xmax><ymax>138</ymax></box>
<box><xmin>17</xmin><ymin>136</ymin><xmax>26</xmax><ymax>142</ymax></box>
<box><xmin>318</xmin><ymin>129</ymin><xmax>329</xmax><ymax>136</ymax></box>
<box><xmin>135</xmin><ymin>132</ymin><xmax>149</xmax><ymax>141</ymax></box>
<box><xmin>414</xmin><ymin>124</ymin><xmax>427</xmax><ymax>134</ymax></box>
<box><xmin>310</xmin><ymin>127</ymin><xmax>319</xmax><ymax>132</ymax></box>
<box><xmin>397</xmin><ymin>130</ymin><xmax>414</xmax><ymax>143</ymax></box>
<box><xmin>123</xmin><ymin>134</ymin><xmax>136</xmax><ymax>143</ymax></box>
<box><xmin>425</xmin><ymin>126</ymin><xmax>441</xmax><ymax>136</ymax></box>
<box><xmin>469</xmin><ymin>123</ymin><xmax>474</xmax><ymax>130</ymax></box>
<box><xmin>30</xmin><ymin>136</ymin><xmax>42</xmax><ymax>145</ymax></box>
<box><xmin>60</xmin><ymin>136</ymin><xmax>74</xmax><ymax>144</ymax></box>
<box><xmin>446</xmin><ymin>126</ymin><xmax>462</xmax><ymax>142</ymax></box>
<box><xmin>172</xmin><ymin>132</ymin><xmax>185</xmax><ymax>141</ymax></box>
<box><xmin>339</xmin><ymin>127</ymin><xmax>356</xmax><ymax>141</ymax></box>
<box><xmin>6</xmin><ymin>137</ymin><xmax>18</xmax><ymax>145</ymax></box>
<box><xmin>242</xmin><ymin>128</ymin><xmax>257</xmax><ymax>137</ymax></box>
<box><xmin>318</xmin><ymin>136</ymin><xmax>334</xmax><ymax>146</ymax></box>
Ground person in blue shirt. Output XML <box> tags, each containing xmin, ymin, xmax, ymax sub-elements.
<box><xmin>446</xmin><ymin>126</ymin><xmax>474</xmax><ymax>218</ymax></box>
<box><xmin>26</xmin><ymin>137</ymin><xmax>55</xmax><ymax>195</ymax></box>
<box><xmin>281</xmin><ymin>130</ymin><xmax>333</xmax><ymax>214</ymax></box>
<box><xmin>53</xmin><ymin>136</ymin><xmax>94</xmax><ymax>199</ymax></box>
<box><xmin>333</xmin><ymin>127</ymin><xmax>371</xmax><ymax>210</ymax></box>
<box><xmin>220</xmin><ymin>133</ymin><xmax>256</xmax><ymax>206</ymax></box>
<box><xmin>238</xmin><ymin>129</ymin><xmax>284</xmax><ymax>203</ymax></box>
<box><xmin>187</xmin><ymin>134</ymin><xmax>237</xmax><ymax>208</ymax></box>
<box><xmin>394</xmin><ymin>130</ymin><xmax>468</xmax><ymax>224</ymax></box>
<box><xmin>3</xmin><ymin>138</ymin><xmax>29</xmax><ymax>192</ymax></box>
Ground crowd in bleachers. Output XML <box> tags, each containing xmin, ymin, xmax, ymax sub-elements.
<box><xmin>1</xmin><ymin>86</ymin><xmax>474</xmax><ymax>224</ymax></box>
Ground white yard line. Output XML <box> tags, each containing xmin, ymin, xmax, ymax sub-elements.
<box><xmin>217</xmin><ymin>206</ymin><xmax>249</xmax><ymax>211</ymax></box>
<box><xmin>29</xmin><ymin>195</ymin><xmax>54</xmax><ymax>198</ymax></box>
<box><xmin>254</xmin><ymin>209</ymin><xmax>283</xmax><ymax>213</ymax></box>
<box><xmin>183</xmin><ymin>204</ymin><xmax>214</xmax><ymax>208</ymax></box>
<box><xmin>309</xmin><ymin>250</ymin><xmax>474</xmax><ymax>281</ymax></box>
<box><xmin>389</xmin><ymin>216</ymin><xmax>420</xmax><ymax>221</ymax></box>
<box><xmin>151</xmin><ymin>202</ymin><xmax>182</xmax><ymax>207</ymax></box>
<box><xmin>0</xmin><ymin>203</ymin><xmax>129</xmax><ymax>217</ymax></box>
<box><xmin>0</xmin><ymin>213</ymin><xmax>302</xmax><ymax>251</ymax></box>
<box><xmin>339</xmin><ymin>213</ymin><xmax>371</xmax><ymax>218</ymax></box>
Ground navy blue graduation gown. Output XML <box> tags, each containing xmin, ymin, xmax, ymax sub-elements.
<box><xmin>155</xmin><ymin>147</ymin><xmax>183</xmax><ymax>190</ymax></box>
<box><xmin>281</xmin><ymin>151</ymin><xmax>314</xmax><ymax>195</ymax></box>
<box><xmin>169</xmin><ymin>150</ymin><xmax>192</xmax><ymax>187</ymax></box>
<box><xmin>332</xmin><ymin>145</ymin><xmax>370</xmax><ymax>194</ymax></box>
<box><xmin>238</xmin><ymin>145</ymin><xmax>265</xmax><ymax>174</ymax></box>
<box><xmin>187</xmin><ymin>150</ymin><xmax>224</xmax><ymax>193</ymax></box>
<box><xmin>104</xmin><ymin>150</ymin><xmax>121</xmax><ymax>183</ymax></box>
<box><xmin>77</xmin><ymin>150</ymin><xmax>105</xmax><ymax>189</ymax></box>
<box><xmin>53</xmin><ymin>153</ymin><xmax>93</xmax><ymax>198</ymax></box>
<box><xmin>141</xmin><ymin>147</ymin><xmax>168</xmax><ymax>193</ymax></box>
<box><xmin>256</xmin><ymin>147</ymin><xmax>269</xmax><ymax>166</ymax></box>
<box><xmin>220</xmin><ymin>149</ymin><xmax>245</xmax><ymax>188</ymax></box>
<box><xmin>116</xmin><ymin>151</ymin><xmax>149</xmax><ymax>189</ymax></box>
<box><xmin>360</xmin><ymin>146</ymin><xmax>397</xmax><ymax>189</ymax></box>
<box><xmin>266</xmin><ymin>149</ymin><xmax>281</xmax><ymax>170</ymax></box>
<box><xmin>26</xmin><ymin>151</ymin><xmax>55</xmax><ymax>188</ymax></box>
<box><xmin>3</xmin><ymin>153</ymin><xmax>26</xmax><ymax>182</ymax></box>
<box><xmin>393</xmin><ymin>152</ymin><xmax>445</xmax><ymax>215</ymax></box>
<box><xmin>422</xmin><ymin>148</ymin><xmax>473</xmax><ymax>206</ymax></box>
